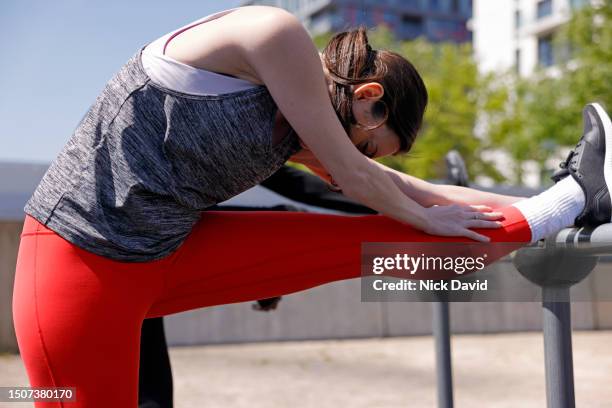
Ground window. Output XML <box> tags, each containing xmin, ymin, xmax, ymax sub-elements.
<box><xmin>428</xmin><ymin>18</ymin><xmax>466</xmax><ymax>42</ymax></box>
<box><xmin>401</xmin><ymin>0</ymin><xmax>421</xmax><ymax>11</ymax></box>
<box><xmin>570</xmin><ymin>0</ymin><xmax>585</xmax><ymax>10</ymax></box>
<box><xmin>457</xmin><ymin>0</ymin><xmax>473</xmax><ymax>17</ymax></box>
<box><xmin>401</xmin><ymin>15</ymin><xmax>424</xmax><ymax>39</ymax></box>
<box><xmin>514</xmin><ymin>10</ymin><xmax>522</xmax><ymax>29</ymax></box>
<box><xmin>383</xmin><ymin>10</ymin><xmax>397</xmax><ymax>24</ymax></box>
<box><xmin>537</xmin><ymin>0</ymin><xmax>553</xmax><ymax>19</ymax></box>
<box><xmin>451</xmin><ymin>0</ymin><xmax>460</xmax><ymax>12</ymax></box>
<box><xmin>468</xmin><ymin>0</ymin><xmax>473</xmax><ymax>15</ymax></box>
<box><xmin>515</xmin><ymin>48</ymin><xmax>521</xmax><ymax>74</ymax></box>
<box><xmin>538</xmin><ymin>35</ymin><xmax>554</xmax><ymax>67</ymax></box>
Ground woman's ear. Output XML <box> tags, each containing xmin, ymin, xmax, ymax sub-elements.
<box><xmin>352</xmin><ymin>83</ymin><xmax>388</xmax><ymax>131</ymax></box>
<box><xmin>352</xmin><ymin>82</ymin><xmax>384</xmax><ymax>100</ymax></box>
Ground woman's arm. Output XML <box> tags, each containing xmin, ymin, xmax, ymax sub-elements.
<box><xmin>290</xmin><ymin>147</ymin><xmax>524</xmax><ymax>209</ymax></box>
<box><xmin>237</xmin><ymin>9</ymin><xmax>423</xmax><ymax>221</ymax></box>
<box><xmin>369</xmin><ymin>160</ymin><xmax>527</xmax><ymax>208</ymax></box>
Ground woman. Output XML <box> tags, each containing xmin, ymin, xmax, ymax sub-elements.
<box><xmin>12</xmin><ymin>5</ymin><xmax>612</xmax><ymax>407</ymax></box>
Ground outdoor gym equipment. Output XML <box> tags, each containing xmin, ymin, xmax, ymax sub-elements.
<box><xmin>437</xmin><ymin>149</ymin><xmax>606</xmax><ymax>408</ymax></box>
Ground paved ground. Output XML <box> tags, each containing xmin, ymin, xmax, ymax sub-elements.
<box><xmin>1</xmin><ymin>331</ymin><xmax>612</xmax><ymax>407</ymax></box>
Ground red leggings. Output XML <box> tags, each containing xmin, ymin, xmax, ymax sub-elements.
<box><xmin>13</xmin><ymin>207</ymin><xmax>530</xmax><ymax>407</ymax></box>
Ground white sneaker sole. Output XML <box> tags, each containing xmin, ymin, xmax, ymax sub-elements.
<box><xmin>591</xmin><ymin>103</ymin><xmax>612</xmax><ymax>223</ymax></box>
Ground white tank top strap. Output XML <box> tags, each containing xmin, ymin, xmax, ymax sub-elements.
<box><xmin>141</xmin><ymin>7</ymin><xmax>259</xmax><ymax>96</ymax></box>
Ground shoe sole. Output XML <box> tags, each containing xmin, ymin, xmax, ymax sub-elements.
<box><xmin>592</xmin><ymin>102</ymin><xmax>612</xmax><ymax>223</ymax></box>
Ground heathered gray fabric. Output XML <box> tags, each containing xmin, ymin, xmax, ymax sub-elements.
<box><xmin>24</xmin><ymin>44</ymin><xmax>302</xmax><ymax>262</ymax></box>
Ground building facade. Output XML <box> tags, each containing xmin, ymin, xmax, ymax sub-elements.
<box><xmin>241</xmin><ymin>0</ymin><xmax>473</xmax><ymax>43</ymax></box>
<box><xmin>472</xmin><ymin>0</ymin><xmax>587</xmax><ymax>76</ymax></box>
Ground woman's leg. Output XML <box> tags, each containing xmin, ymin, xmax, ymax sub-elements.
<box><xmin>147</xmin><ymin>204</ymin><xmax>531</xmax><ymax>317</ymax></box>
<box><xmin>138</xmin><ymin>317</ymin><xmax>173</xmax><ymax>408</ymax></box>
<box><xmin>12</xmin><ymin>215</ymin><xmax>168</xmax><ymax>407</ymax></box>
<box><xmin>7</xmin><ymin>202</ymin><xmax>558</xmax><ymax>406</ymax></box>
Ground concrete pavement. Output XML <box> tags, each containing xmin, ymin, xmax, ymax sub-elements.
<box><xmin>1</xmin><ymin>331</ymin><xmax>611</xmax><ymax>407</ymax></box>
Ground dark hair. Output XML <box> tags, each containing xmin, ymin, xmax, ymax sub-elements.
<box><xmin>321</xmin><ymin>26</ymin><xmax>428</xmax><ymax>154</ymax></box>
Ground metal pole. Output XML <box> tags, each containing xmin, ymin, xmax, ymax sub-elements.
<box><xmin>514</xmin><ymin>240</ymin><xmax>598</xmax><ymax>408</ymax></box>
<box><xmin>429</xmin><ymin>150</ymin><xmax>467</xmax><ymax>408</ymax></box>
<box><xmin>433</xmin><ymin>300</ymin><xmax>453</xmax><ymax>408</ymax></box>
<box><xmin>542</xmin><ymin>287</ymin><xmax>576</xmax><ymax>408</ymax></box>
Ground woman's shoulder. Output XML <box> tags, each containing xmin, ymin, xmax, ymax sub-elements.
<box><xmin>163</xmin><ymin>6</ymin><xmax>307</xmax><ymax>85</ymax></box>
<box><xmin>224</xmin><ymin>5</ymin><xmax>302</xmax><ymax>30</ymax></box>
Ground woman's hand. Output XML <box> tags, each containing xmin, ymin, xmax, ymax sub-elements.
<box><xmin>420</xmin><ymin>204</ymin><xmax>504</xmax><ymax>242</ymax></box>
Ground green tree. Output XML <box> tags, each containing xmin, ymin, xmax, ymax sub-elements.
<box><xmin>561</xmin><ymin>1</ymin><xmax>611</xmax><ymax>115</ymax></box>
<box><xmin>488</xmin><ymin>2</ymin><xmax>611</xmax><ymax>186</ymax></box>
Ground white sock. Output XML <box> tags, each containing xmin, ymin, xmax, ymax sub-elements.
<box><xmin>512</xmin><ymin>176</ymin><xmax>585</xmax><ymax>242</ymax></box>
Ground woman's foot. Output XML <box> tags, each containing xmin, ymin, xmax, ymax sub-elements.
<box><xmin>551</xmin><ymin>103</ymin><xmax>612</xmax><ymax>227</ymax></box>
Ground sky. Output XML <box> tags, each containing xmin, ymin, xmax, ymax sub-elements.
<box><xmin>0</xmin><ymin>0</ymin><xmax>241</xmax><ymax>164</ymax></box>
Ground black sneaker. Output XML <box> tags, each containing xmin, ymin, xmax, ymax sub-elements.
<box><xmin>559</xmin><ymin>103</ymin><xmax>612</xmax><ymax>227</ymax></box>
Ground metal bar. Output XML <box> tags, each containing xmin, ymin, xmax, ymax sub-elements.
<box><xmin>542</xmin><ymin>286</ymin><xmax>576</xmax><ymax>408</ymax></box>
<box><xmin>429</xmin><ymin>150</ymin><xmax>468</xmax><ymax>408</ymax></box>
<box><xmin>552</xmin><ymin>224</ymin><xmax>612</xmax><ymax>254</ymax></box>
<box><xmin>433</xmin><ymin>300</ymin><xmax>453</xmax><ymax>408</ymax></box>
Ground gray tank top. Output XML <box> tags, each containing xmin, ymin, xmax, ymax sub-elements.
<box><xmin>24</xmin><ymin>44</ymin><xmax>302</xmax><ymax>262</ymax></box>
